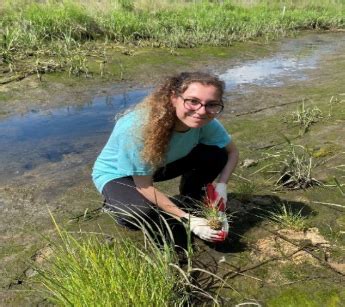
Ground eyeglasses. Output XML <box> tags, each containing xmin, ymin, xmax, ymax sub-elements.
<box><xmin>179</xmin><ymin>95</ymin><xmax>224</xmax><ymax>115</ymax></box>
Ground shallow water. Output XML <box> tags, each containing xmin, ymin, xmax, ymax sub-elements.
<box><xmin>0</xmin><ymin>32</ymin><xmax>345</xmax><ymax>183</ymax></box>
<box><xmin>220</xmin><ymin>33</ymin><xmax>345</xmax><ymax>89</ymax></box>
<box><xmin>0</xmin><ymin>89</ymin><xmax>149</xmax><ymax>182</ymax></box>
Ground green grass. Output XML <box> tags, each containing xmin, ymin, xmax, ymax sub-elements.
<box><xmin>288</xmin><ymin>101</ymin><xmax>323</xmax><ymax>136</ymax></box>
<box><xmin>264</xmin><ymin>139</ymin><xmax>320</xmax><ymax>190</ymax></box>
<box><xmin>38</xmin><ymin>226</ymin><xmax>182</xmax><ymax>305</ymax></box>
<box><xmin>36</xmin><ymin>212</ymin><xmax>231</xmax><ymax>305</ymax></box>
<box><xmin>1</xmin><ymin>0</ymin><xmax>344</xmax><ymax>78</ymax></box>
<box><xmin>1</xmin><ymin>0</ymin><xmax>345</xmax><ymax>50</ymax></box>
<box><xmin>268</xmin><ymin>203</ymin><xmax>307</xmax><ymax>231</ymax></box>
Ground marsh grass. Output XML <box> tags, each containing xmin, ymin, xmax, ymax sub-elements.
<box><xmin>268</xmin><ymin>203</ymin><xmax>307</xmax><ymax>231</ymax></box>
<box><xmin>289</xmin><ymin>101</ymin><xmax>323</xmax><ymax>136</ymax></box>
<box><xmin>1</xmin><ymin>0</ymin><xmax>345</xmax><ymax>78</ymax></box>
<box><xmin>264</xmin><ymin>138</ymin><xmax>321</xmax><ymax>190</ymax></box>
<box><xmin>37</xmin><ymin>210</ymin><xmax>231</xmax><ymax>306</ymax></box>
<box><xmin>37</xmin><ymin>213</ymin><xmax>185</xmax><ymax>306</ymax></box>
<box><xmin>38</xmin><ymin>234</ymin><xmax>179</xmax><ymax>305</ymax></box>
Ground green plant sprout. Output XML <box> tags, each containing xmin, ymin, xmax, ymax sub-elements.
<box><xmin>333</xmin><ymin>177</ymin><xmax>345</xmax><ymax>196</ymax></box>
<box><xmin>290</xmin><ymin>101</ymin><xmax>323</xmax><ymax>135</ymax></box>
<box><xmin>265</xmin><ymin>138</ymin><xmax>321</xmax><ymax>190</ymax></box>
<box><xmin>37</xmin><ymin>211</ymin><xmax>233</xmax><ymax>306</ymax></box>
<box><xmin>268</xmin><ymin>203</ymin><xmax>307</xmax><ymax>231</ymax></box>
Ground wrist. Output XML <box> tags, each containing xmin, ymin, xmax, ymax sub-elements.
<box><xmin>180</xmin><ymin>212</ymin><xmax>190</xmax><ymax>223</ymax></box>
<box><xmin>216</xmin><ymin>182</ymin><xmax>227</xmax><ymax>187</ymax></box>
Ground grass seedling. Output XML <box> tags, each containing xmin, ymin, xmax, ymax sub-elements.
<box><xmin>328</xmin><ymin>95</ymin><xmax>344</xmax><ymax>117</ymax></box>
<box><xmin>268</xmin><ymin>203</ymin><xmax>307</xmax><ymax>231</ymax></box>
<box><xmin>334</xmin><ymin>177</ymin><xmax>345</xmax><ymax>196</ymax></box>
<box><xmin>266</xmin><ymin>137</ymin><xmax>321</xmax><ymax>190</ymax></box>
<box><xmin>290</xmin><ymin>101</ymin><xmax>323</xmax><ymax>135</ymax></box>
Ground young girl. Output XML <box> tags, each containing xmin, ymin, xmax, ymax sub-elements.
<box><xmin>92</xmin><ymin>72</ymin><xmax>239</xmax><ymax>245</ymax></box>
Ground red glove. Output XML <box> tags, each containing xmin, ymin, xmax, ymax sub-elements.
<box><xmin>205</xmin><ymin>183</ymin><xmax>229</xmax><ymax>242</ymax></box>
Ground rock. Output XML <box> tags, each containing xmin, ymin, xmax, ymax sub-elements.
<box><xmin>32</xmin><ymin>245</ymin><xmax>53</xmax><ymax>264</ymax></box>
<box><xmin>328</xmin><ymin>262</ymin><xmax>345</xmax><ymax>274</ymax></box>
<box><xmin>25</xmin><ymin>268</ymin><xmax>38</xmax><ymax>278</ymax></box>
<box><xmin>241</xmin><ymin>159</ymin><xmax>258</xmax><ymax>168</ymax></box>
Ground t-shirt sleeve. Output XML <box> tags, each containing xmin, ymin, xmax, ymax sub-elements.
<box><xmin>114</xmin><ymin>121</ymin><xmax>154</xmax><ymax>176</ymax></box>
<box><xmin>199</xmin><ymin>119</ymin><xmax>231</xmax><ymax>148</ymax></box>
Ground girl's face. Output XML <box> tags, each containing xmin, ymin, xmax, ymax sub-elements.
<box><xmin>171</xmin><ymin>82</ymin><xmax>222</xmax><ymax>131</ymax></box>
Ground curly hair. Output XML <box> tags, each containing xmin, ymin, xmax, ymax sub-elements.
<box><xmin>140</xmin><ymin>71</ymin><xmax>225</xmax><ymax>168</ymax></box>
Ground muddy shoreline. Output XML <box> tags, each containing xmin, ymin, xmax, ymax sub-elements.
<box><xmin>1</xmin><ymin>32</ymin><xmax>345</xmax><ymax>305</ymax></box>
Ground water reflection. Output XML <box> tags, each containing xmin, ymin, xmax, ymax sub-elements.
<box><xmin>220</xmin><ymin>33</ymin><xmax>344</xmax><ymax>89</ymax></box>
<box><xmin>0</xmin><ymin>89</ymin><xmax>149</xmax><ymax>180</ymax></box>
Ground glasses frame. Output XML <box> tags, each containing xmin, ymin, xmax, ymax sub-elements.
<box><xmin>178</xmin><ymin>95</ymin><xmax>224</xmax><ymax>115</ymax></box>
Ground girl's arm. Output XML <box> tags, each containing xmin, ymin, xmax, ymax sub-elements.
<box><xmin>133</xmin><ymin>175</ymin><xmax>186</xmax><ymax>220</ymax></box>
<box><xmin>218</xmin><ymin>141</ymin><xmax>239</xmax><ymax>184</ymax></box>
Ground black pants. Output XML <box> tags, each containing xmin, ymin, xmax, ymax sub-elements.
<box><xmin>102</xmin><ymin>144</ymin><xmax>228</xmax><ymax>248</ymax></box>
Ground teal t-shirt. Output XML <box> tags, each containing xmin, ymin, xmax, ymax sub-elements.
<box><xmin>92</xmin><ymin>109</ymin><xmax>231</xmax><ymax>193</ymax></box>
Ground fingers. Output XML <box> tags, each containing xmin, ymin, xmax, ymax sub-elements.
<box><xmin>201</xmin><ymin>229</ymin><xmax>224</xmax><ymax>242</ymax></box>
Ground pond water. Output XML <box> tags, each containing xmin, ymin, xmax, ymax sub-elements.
<box><xmin>219</xmin><ymin>33</ymin><xmax>341</xmax><ymax>89</ymax></box>
<box><xmin>0</xmin><ymin>32</ymin><xmax>344</xmax><ymax>183</ymax></box>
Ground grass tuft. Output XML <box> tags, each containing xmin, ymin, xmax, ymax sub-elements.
<box><xmin>37</xmin><ymin>229</ymin><xmax>181</xmax><ymax>305</ymax></box>
<box><xmin>264</xmin><ymin>138</ymin><xmax>321</xmax><ymax>190</ymax></box>
<box><xmin>268</xmin><ymin>203</ymin><xmax>307</xmax><ymax>231</ymax></box>
<box><xmin>290</xmin><ymin>101</ymin><xmax>323</xmax><ymax>136</ymax></box>
<box><xmin>36</xmin><ymin>210</ymin><xmax>232</xmax><ymax>305</ymax></box>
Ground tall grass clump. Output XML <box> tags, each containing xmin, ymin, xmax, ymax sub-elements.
<box><xmin>289</xmin><ymin>101</ymin><xmax>323</xmax><ymax>136</ymax></box>
<box><xmin>1</xmin><ymin>0</ymin><xmax>345</xmax><ymax>49</ymax></box>
<box><xmin>264</xmin><ymin>137</ymin><xmax>321</xmax><ymax>190</ymax></box>
<box><xmin>37</xmin><ymin>211</ymin><xmax>230</xmax><ymax>305</ymax></box>
<box><xmin>268</xmin><ymin>203</ymin><xmax>307</xmax><ymax>231</ymax></box>
<box><xmin>1</xmin><ymin>0</ymin><xmax>345</xmax><ymax>77</ymax></box>
<box><xmin>38</xmin><ymin>226</ymin><xmax>181</xmax><ymax>305</ymax></box>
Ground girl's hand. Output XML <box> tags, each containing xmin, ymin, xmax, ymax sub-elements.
<box><xmin>215</xmin><ymin>182</ymin><xmax>227</xmax><ymax>205</ymax></box>
<box><xmin>214</xmin><ymin>212</ymin><xmax>229</xmax><ymax>242</ymax></box>
<box><xmin>182</xmin><ymin>214</ymin><xmax>223</xmax><ymax>242</ymax></box>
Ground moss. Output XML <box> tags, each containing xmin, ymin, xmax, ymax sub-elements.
<box><xmin>267</xmin><ymin>286</ymin><xmax>345</xmax><ymax>307</ymax></box>
<box><xmin>336</xmin><ymin>215</ymin><xmax>345</xmax><ymax>226</ymax></box>
<box><xmin>0</xmin><ymin>92</ymin><xmax>11</xmax><ymax>101</ymax></box>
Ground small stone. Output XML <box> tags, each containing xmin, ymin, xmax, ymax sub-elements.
<box><xmin>32</xmin><ymin>245</ymin><xmax>53</xmax><ymax>264</ymax></box>
<box><xmin>241</xmin><ymin>159</ymin><xmax>258</xmax><ymax>168</ymax></box>
<box><xmin>25</xmin><ymin>268</ymin><xmax>38</xmax><ymax>278</ymax></box>
<box><xmin>328</xmin><ymin>262</ymin><xmax>345</xmax><ymax>274</ymax></box>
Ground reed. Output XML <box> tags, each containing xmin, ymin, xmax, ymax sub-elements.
<box><xmin>1</xmin><ymin>0</ymin><xmax>344</xmax><ymax>50</ymax></box>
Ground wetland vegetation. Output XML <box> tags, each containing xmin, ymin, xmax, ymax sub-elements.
<box><xmin>1</xmin><ymin>0</ymin><xmax>345</xmax><ymax>306</ymax></box>
<box><xmin>1</xmin><ymin>0</ymin><xmax>345</xmax><ymax>83</ymax></box>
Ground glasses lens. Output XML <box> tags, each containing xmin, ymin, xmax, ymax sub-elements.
<box><xmin>184</xmin><ymin>99</ymin><xmax>201</xmax><ymax>110</ymax></box>
<box><xmin>205</xmin><ymin>104</ymin><xmax>223</xmax><ymax>114</ymax></box>
<box><xmin>182</xmin><ymin>97</ymin><xmax>223</xmax><ymax>114</ymax></box>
